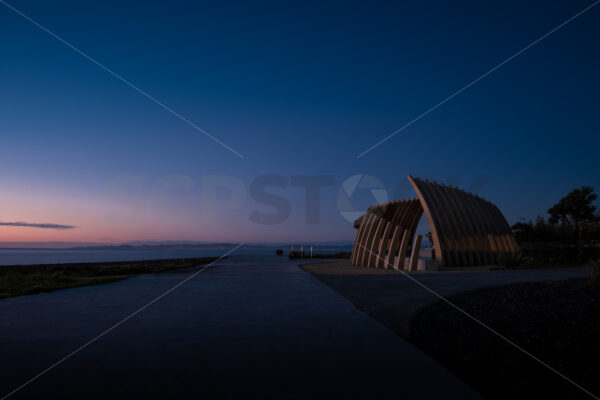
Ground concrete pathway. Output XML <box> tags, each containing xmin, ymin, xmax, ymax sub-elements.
<box><xmin>0</xmin><ymin>255</ymin><xmax>481</xmax><ymax>399</ymax></box>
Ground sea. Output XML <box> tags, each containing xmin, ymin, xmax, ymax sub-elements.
<box><xmin>0</xmin><ymin>244</ymin><xmax>353</xmax><ymax>266</ymax></box>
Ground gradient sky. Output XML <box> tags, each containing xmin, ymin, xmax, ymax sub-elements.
<box><xmin>1</xmin><ymin>0</ymin><xmax>599</xmax><ymax>244</ymax></box>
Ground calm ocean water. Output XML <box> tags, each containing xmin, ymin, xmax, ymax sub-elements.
<box><xmin>0</xmin><ymin>245</ymin><xmax>353</xmax><ymax>266</ymax></box>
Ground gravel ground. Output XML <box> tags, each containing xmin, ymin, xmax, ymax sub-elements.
<box><xmin>411</xmin><ymin>278</ymin><xmax>600</xmax><ymax>400</ymax></box>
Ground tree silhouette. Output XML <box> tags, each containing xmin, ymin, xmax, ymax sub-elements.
<box><xmin>548</xmin><ymin>186</ymin><xmax>598</xmax><ymax>244</ymax></box>
<box><xmin>353</xmin><ymin>215</ymin><xmax>363</xmax><ymax>230</ymax></box>
<box><xmin>425</xmin><ymin>231</ymin><xmax>433</xmax><ymax>245</ymax></box>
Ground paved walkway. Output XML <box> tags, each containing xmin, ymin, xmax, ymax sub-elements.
<box><xmin>0</xmin><ymin>255</ymin><xmax>480</xmax><ymax>399</ymax></box>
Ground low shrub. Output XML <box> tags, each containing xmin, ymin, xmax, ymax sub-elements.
<box><xmin>499</xmin><ymin>251</ymin><xmax>530</xmax><ymax>269</ymax></box>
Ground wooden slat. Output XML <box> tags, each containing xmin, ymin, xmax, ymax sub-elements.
<box><xmin>444</xmin><ymin>185</ymin><xmax>478</xmax><ymax>265</ymax></box>
<box><xmin>419</xmin><ymin>179</ymin><xmax>455</xmax><ymax>267</ymax></box>
<box><xmin>437</xmin><ymin>184</ymin><xmax>470</xmax><ymax>266</ymax></box>
<box><xmin>367</xmin><ymin>218</ymin><xmax>386</xmax><ymax>267</ymax></box>
<box><xmin>386</xmin><ymin>225</ymin><xmax>402</xmax><ymax>269</ymax></box>
<box><xmin>408</xmin><ymin>176</ymin><xmax>445</xmax><ymax>266</ymax></box>
<box><xmin>376</xmin><ymin>221</ymin><xmax>393</xmax><ymax>268</ymax></box>
<box><xmin>408</xmin><ymin>235</ymin><xmax>422</xmax><ymax>271</ymax></box>
<box><xmin>394</xmin><ymin>229</ymin><xmax>410</xmax><ymax>270</ymax></box>
<box><xmin>456</xmin><ymin>189</ymin><xmax>489</xmax><ymax>265</ymax></box>
<box><xmin>352</xmin><ymin>212</ymin><xmax>373</xmax><ymax>265</ymax></box>
<box><xmin>359</xmin><ymin>213</ymin><xmax>380</xmax><ymax>266</ymax></box>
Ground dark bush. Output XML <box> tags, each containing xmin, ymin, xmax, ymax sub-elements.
<box><xmin>499</xmin><ymin>252</ymin><xmax>530</xmax><ymax>269</ymax></box>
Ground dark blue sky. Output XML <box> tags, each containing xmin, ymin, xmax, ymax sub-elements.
<box><xmin>1</xmin><ymin>0</ymin><xmax>599</xmax><ymax>243</ymax></box>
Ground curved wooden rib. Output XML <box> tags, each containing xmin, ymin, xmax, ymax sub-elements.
<box><xmin>407</xmin><ymin>176</ymin><xmax>517</xmax><ymax>267</ymax></box>
<box><xmin>360</xmin><ymin>214</ymin><xmax>381</xmax><ymax>266</ymax></box>
<box><xmin>395</xmin><ymin>229</ymin><xmax>409</xmax><ymax>270</ymax></box>
<box><xmin>443</xmin><ymin>184</ymin><xmax>477</xmax><ymax>266</ymax></box>
<box><xmin>368</xmin><ymin>218</ymin><xmax>386</xmax><ymax>267</ymax></box>
<box><xmin>407</xmin><ymin>177</ymin><xmax>442</xmax><ymax>266</ymax></box>
<box><xmin>386</xmin><ymin>225</ymin><xmax>402</xmax><ymax>269</ymax></box>
<box><xmin>351</xmin><ymin>198</ymin><xmax>422</xmax><ymax>267</ymax></box>
<box><xmin>376</xmin><ymin>221</ymin><xmax>392</xmax><ymax>268</ymax></box>
<box><xmin>351</xmin><ymin>211</ymin><xmax>373</xmax><ymax>264</ymax></box>
<box><xmin>456</xmin><ymin>188</ymin><xmax>490</xmax><ymax>265</ymax></box>
<box><xmin>409</xmin><ymin>235</ymin><xmax>422</xmax><ymax>271</ymax></box>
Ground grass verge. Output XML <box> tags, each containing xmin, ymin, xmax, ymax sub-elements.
<box><xmin>0</xmin><ymin>257</ymin><xmax>220</xmax><ymax>299</ymax></box>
